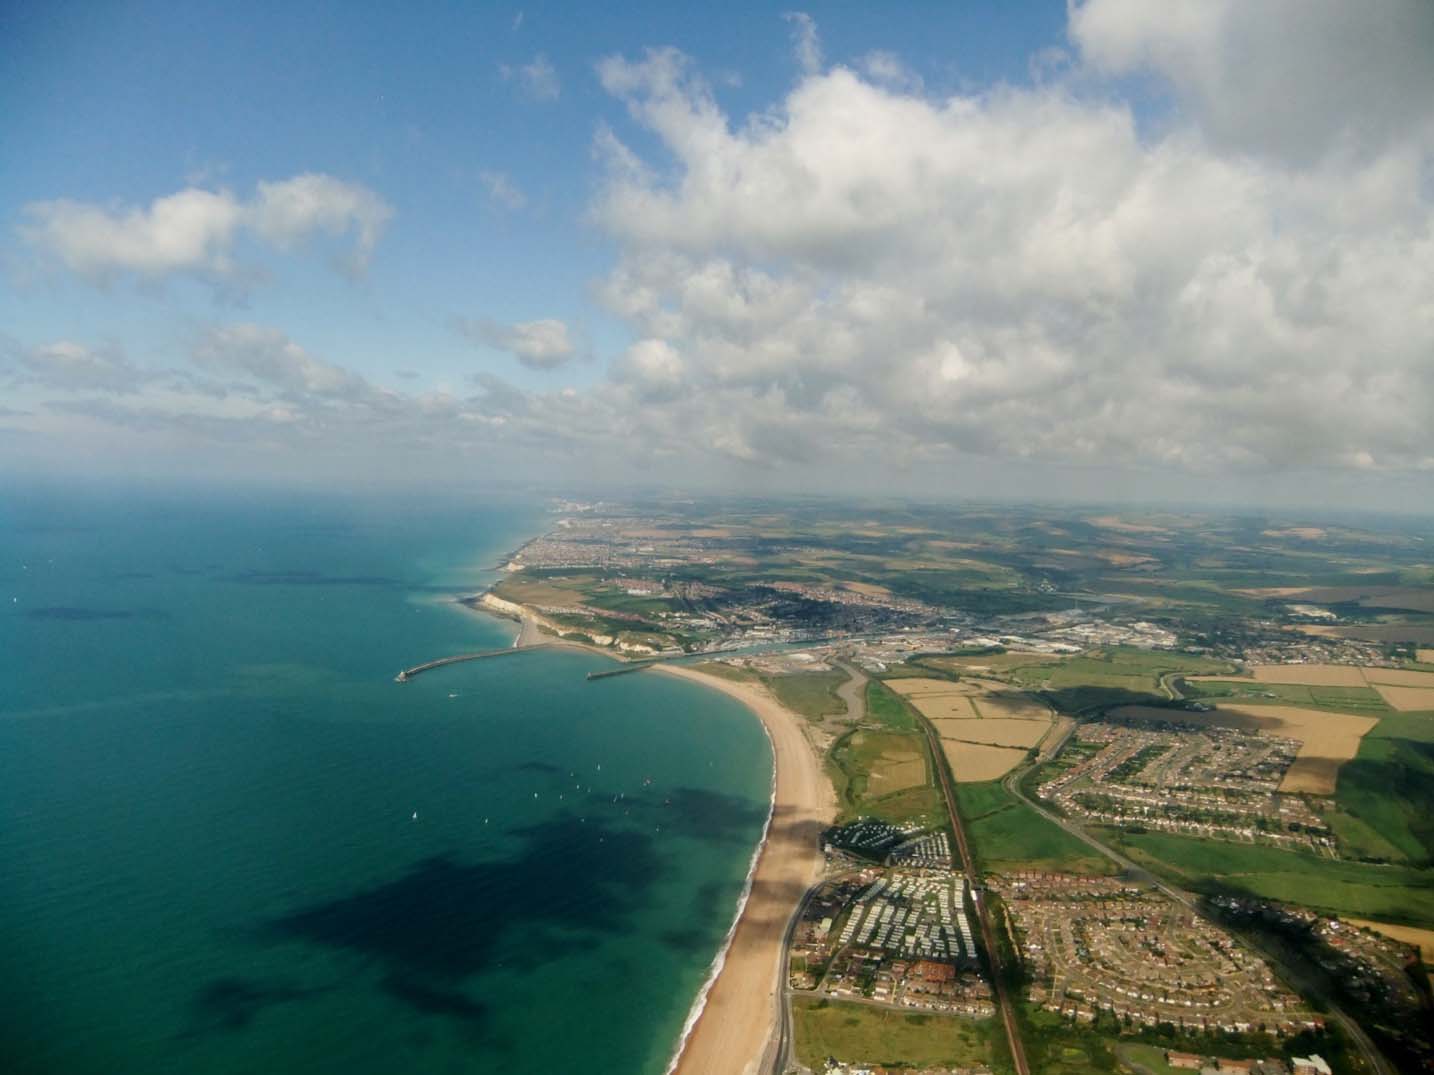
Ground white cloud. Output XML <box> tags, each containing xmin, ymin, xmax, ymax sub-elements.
<box><xmin>12</xmin><ymin>9</ymin><xmax>1434</xmax><ymax>499</ymax></box>
<box><xmin>613</xmin><ymin>338</ymin><xmax>685</xmax><ymax>400</ymax></box>
<box><xmin>249</xmin><ymin>174</ymin><xmax>392</xmax><ymax>274</ymax></box>
<box><xmin>578</xmin><ymin>28</ymin><xmax>1434</xmax><ymax>480</ymax></box>
<box><xmin>17</xmin><ymin>340</ymin><xmax>151</xmax><ymax>394</ymax></box>
<box><xmin>783</xmin><ymin>12</ymin><xmax>822</xmax><ymax>76</ymax></box>
<box><xmin>478</xmin><ymin>170</ymin><xmax>528</xmax><ymax>211</ymax></box>
<box><xmin>458</xmin><ymin>317</ymin><xmax>578</xmax><ymax>369</ymax></box>
<box><xmin>191</xmin><ymin>324</ymin><xmax>378</xmax><ymax>402</ymax></box>
<box><xmin>501</xmin><ymin>53</ymin><xmax>560</xmax><ymax>101</ymax></box>
<box><xmin>22</xmin><ymin>190</ymin><xmax>245</xmax><ymax>283</ymax></box>
<box><xmin>859</xmin><ymin>50</ymin><xmax>920</xmax><ymax>91</ymax></box>
<box><xmin>1070</xmin><ymin>0</ymin><xmax>1434</xmax><ymax>164</ymax></box>
<box><xmin>20</xmin><ymin>173</ymin><xmax>391</xmax><ymax>287</ymax></box>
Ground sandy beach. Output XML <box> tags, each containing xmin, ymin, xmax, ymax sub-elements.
<box><xmin>658</xmin><ymin>665</ymin><xmax>836</xmax><ymax>1075</ymax></box>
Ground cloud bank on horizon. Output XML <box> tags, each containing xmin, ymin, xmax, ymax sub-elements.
<box><xmin>4</xmin><ymin>0</ymin><xmax>1434</xmax><ymax>502</ymax></box>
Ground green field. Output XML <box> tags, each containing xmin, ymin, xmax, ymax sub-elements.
<box><xmin>1007</xmin><ymin>649</ymin><xmax>1233</xmax><ymax>692</ymax></box>
<box><xmin>825</xmin><ymin>679</ymin><xmax>946</xmax><ymax>824</ymax></box>
<box><xmin>1115</xmin><ymin>1042</ymin><xmax>1185</xmax><ymax>1074</ymax></box>
<box><xmin>1182</xmin><ymin>678</ymin><xmax>1390</xmax><ymax>713</ymax></box>
<box><xmin>1102</xmin><ymin>828</ymin><xmax>1434</xmax><ymax>927</ymax></box>
<box><xmin>1018</xmin><ymin>1004</ymin><xmax>1120</xmax><ymax>1074</ymax></box>
<box><xmin>763</xmin><ymin>668</ymin><xmax>849</xmax><ymax>722</ymax></box>
<box><xmin>1321</xmin><ymin>805</ymin><xmax>1410</xmax><ymax>862</ymax></box>
<box><xmin>791</xmin><ymin>997</ymin><xmax>994</xmax><ymax>1070</ymax></box>
<box><xmin>968</xmin><ymin>648</ymin><xmax>1238</xmax><ymax>716</ymax></box>
<box><xmin>1367</xmin><ymin>711</ymin><xmax>1434</xmax><ymax>742</ymax></box>
<box><xmin>1334</xmin><ymin>733</ymin><xmax>1434</xmax><ymax>863</ymax></box>
<box><xmin>867</xmin><ymin>678</ymin><xmax>922</xmax><ymax>732</ymax></box>
<box><xmin>827</xmin><ymin>726</ymin><xmax>944</xmax><ymax>826</ymax></box>
<box><xmin>956</xmin><ymin>780</ymin><xmax>1115</xmax><ymax>876</ymax></box>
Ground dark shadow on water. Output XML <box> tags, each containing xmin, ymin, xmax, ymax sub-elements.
<box><xmin>658</xmin><ymin>926</ymin><xmax>714</xmax><ymax>953</ymax></box>
<box><xmin>244</xmin><ymin>816</ymin><xmax>663</xmax><ymax>1028</ymax></box>
<box><xmin>658</xmin><ymin>859</ymin><xmax>760</xmax><ymax>954</ymax></box>
<box><xmin>382</xmin><ymin>975</ymin><xmax>488</xmax><ymax>1023</ymax></box>
<box><xmin>182</xmin><ymin>977</ymin><xmax>330</xmax><ymax>1035</ymax></box>
<box><xmin>578</xmin><ymin>786</ymin><xmax>768</xmax><ymax>845</ymax></box>
<box><xmin>663</xmin><ymin>787</ymin><xmax>768</xmax><ymax>842</ymax></box>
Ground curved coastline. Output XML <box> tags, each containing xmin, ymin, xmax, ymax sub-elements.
<box><xmin>462</xmin><ymin>591</ymin><xmax>834</xmax><ymax>1074</ymax></box>
<box><xmin>657</xmin><ymin>664</ymin><xmax>835</xmax><ymax>1075</ymax></box>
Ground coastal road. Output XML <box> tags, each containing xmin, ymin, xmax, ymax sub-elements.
<box><xmin>916</xmin><ymin>714</ymin><xmax>1032</xmax><ymax>1075</ymax></box>
<box><xmin>999</xmin><ymin>766</ymin><xmax>1394</xmax><ymax>1075</ymax></box>
<box><xmin>768</xmin><ymin>882</ymin><xmax>824</xmax><ymax>1075</ymax></box>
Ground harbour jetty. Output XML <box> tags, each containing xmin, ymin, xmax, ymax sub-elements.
<box><xmin>394</xmin><ymin>643</ymin><xmax>552</xmax><ymax>682</ymax></box>
<box><xmin>585</xmin><ymin>660</ymin><xmax>658</xmax><ymax>680</ymax></box>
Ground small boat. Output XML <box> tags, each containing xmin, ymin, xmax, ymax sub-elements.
<box><xmin>411</xmin><ymin>811</ymin><xmax>419</xmax><ymax>821</ymax></box>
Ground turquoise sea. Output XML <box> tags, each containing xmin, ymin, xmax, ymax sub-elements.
<box><xmin>0</xmin><ymin>485</ymin><xmax>773</xmax><ymax>1074</ymax></box>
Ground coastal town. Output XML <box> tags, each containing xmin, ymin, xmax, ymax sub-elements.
<box><xmin>489</xmin><ymin>504</ymin><xmax>1419</xmax><ymax>673</ymax></box>
<box><xmin>469</xmin><ymin>502</ymin><xmax>1434</xmax><ymax>1075</ymax></box>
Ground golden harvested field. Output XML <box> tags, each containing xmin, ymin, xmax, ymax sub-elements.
<box><xmin>942</xmin><ymin>719</ymin><xmax>1048</xmax><ymax>749</ymax></box>
<box><xmin>940</xmin><ymin>741</ymin><xmax>1030</xmax><ymax>782</ymax></box>
<box><xmin>891</xmin><ymin>676</ymin><xmax>1051</xmax><ymax>761</ymax></box>
<box><xmin>1361</xmin><ymin>667</ymin><xmax>1434</xmax><ymax>687</ymax></box>
<box><xmin>976</xmin><ymin>694</ymin><xmax>1051</xmax><ymax>721</ymax></box>
<box><xmin>1109</xmin><ymin>704</ymin><xmax>1377</xmax><ymax>796</ymax></box>
<box><xmin>888</xmin><ymin>677</ymin><xmax>980</xmax><ymax>698</ymax></box>
<box><xmin>1371</xmin><ymin>685</ymin><xmax>1434</xmax><ymax>712</ymax></box>
<box><xmin>906</xmin><ymin>694</ymin><xmax>981</xmax><ymax>720</ymax></box>
<box><xmin>1347</xmin><ymin>919</ymin><xmax>1434</xmax><ymax>963</ymax></box>
<box><xmin>891</xmin><ymin>679</ymin><xmax>1051</xmax><ymax>730</ymax></box>
<box><xmin>927</xmin><ymin>717</ymin><xmax>976</xmax><ymax>740</ymax></box>
<box><xmin>1248</xmin><ymin>664</ymin><xmax>1367</xmax><ymax>686</ymax></box>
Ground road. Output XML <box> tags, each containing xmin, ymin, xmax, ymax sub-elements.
<box><xmin>999</xmin><ymin>765</ymin><xmax>1395</xmax><ymax>1075</ymax></box>
<box><xmin>766</xmin><ymin>883</ymin><xmax>819</xmax><ymax>1075</ymax></box>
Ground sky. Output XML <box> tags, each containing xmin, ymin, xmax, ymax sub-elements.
<box><xmin>3</xmin><ymin>0</ymin><xmax>1434</xmax><ymax>510</ymax></box>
